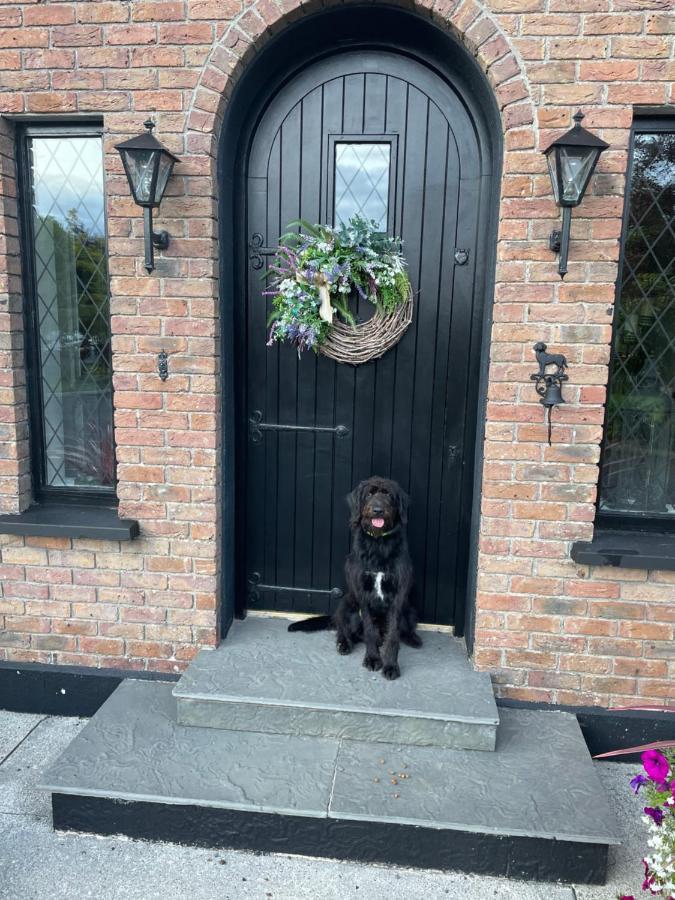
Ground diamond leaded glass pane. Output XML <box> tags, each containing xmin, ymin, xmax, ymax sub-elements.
<box><xmin>28</xmin><ymin>135</ymin><xmax>115</xmax><ymax>490</ymax></box>
<box><xmin>599</xmin><ymin>130</ymin><xmax>675</xmax><ymax>517</ymax></box>
<box><xmin>334</xmin><ymin>143</ymin><xmax>390</xmax><ymax>230</ymax></box>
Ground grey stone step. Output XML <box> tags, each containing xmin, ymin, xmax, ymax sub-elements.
<box><xmin>39</xmin><ymin>680</ymin><xmax>621</xmax><ymax>884</ymax></box>
<box><xmin>173</xmin><ymin>616</ymin><xmax>499</xmax><ymax>751</ymax></box>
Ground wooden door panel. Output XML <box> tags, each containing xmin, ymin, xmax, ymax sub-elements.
<box><xmin>242</xmin><ymin>53</ymin><xmax>481</xmax><ymax>624</ymax></box>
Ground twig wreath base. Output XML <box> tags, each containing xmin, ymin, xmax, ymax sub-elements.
<box><xmin>319</xmin><ymin>284</ymin><xmax>414</xmax><ymax>366</ymax></box>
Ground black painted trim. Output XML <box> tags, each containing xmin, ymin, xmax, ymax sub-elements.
<box><xmin>0</xmin><ymin>504</ymin><xmax>139</xmax><ymax>541</ymax></box>
<box><xmin>498</xmin><ymin>698</ymin><xmax>674</xmax><ymax>762</ymax></box>
<box><xmin>51</xmin><ymin>793</ymin><xmax>609</xmax><ymax>884</ymax></box>
<box><xmin>571</xmin><ymin>528</ymin><xmax>675</xmax><ymax>571</ymax></box>
<box><xmin>0</xmin><ymin>662</ymin><xmax>176</xmax><ymax>717</ymax></box>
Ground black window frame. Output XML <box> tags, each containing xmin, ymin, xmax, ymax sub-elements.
<box><xmin>596</xmin><ymin>114</ymin><xmax>675</xmax><ymax>534</ymax></box>
<box><xmin>16</xmin><ymin>120</ymin><xmax>117</xmax><ymax>508</ymax></box>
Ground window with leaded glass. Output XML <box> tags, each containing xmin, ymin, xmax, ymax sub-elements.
<box><xmin>598</xmin><ymin>121</ymin><xmax>675</xmax><ymax>526</ymax></box>
<box><xmin>19</xmin><ymin>125</ymin><xmax>115</xmax><ymax>501</ymax></box>
<box><xmin>334</xmin><ymin>142</ymin><xmax>391</xmax><ymax>231</ymax></box>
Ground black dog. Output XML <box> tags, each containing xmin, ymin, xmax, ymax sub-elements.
<box><xmin>289</xmin><ymin>476</ymin><xmax>421</xmax><ymax>680</ymax></box>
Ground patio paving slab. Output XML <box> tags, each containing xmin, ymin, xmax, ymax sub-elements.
<box><xmin>0</xmin><ymin>710</ymin><xmax>43</xmax><ymax>764</ymax></box>
<box><xmin>330</xmin><ymin>708</ymin><xmax>619</xmax><ymax>844</ymax></box>
<box><xmin>40</xmin><ymin>680</ymin><xmax>338</xmax><ymax>818</ymax></box>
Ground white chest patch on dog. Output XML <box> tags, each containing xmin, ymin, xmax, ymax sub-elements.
<box><xmin>374</xmin><ymin>571</ymin><xmax>385</xmax><ymax>601</ymax></box>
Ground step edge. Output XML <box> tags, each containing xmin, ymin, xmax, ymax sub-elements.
<box><xmin>38</xmin><ymin>782</ymin><xmax>329</xmax><ymax>820</ymax></box>
<box><xmin>172</xmin><ymin>691</ymin><xmax>500</xmax><ymax>726</ymax></box>
<box><xmin>40</xmin><ymin>783</ymin><xmax>621</xmax><ymax>846</ymax></box>
<box><xmin>325</xmin><ymin>808</ymin><xmax>622</xmax><ymax>845</ymax></box>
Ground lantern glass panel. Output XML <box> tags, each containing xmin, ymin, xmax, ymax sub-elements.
<box><xmin>546</xmin><ymin>149</ymin><xmax>560</xmax><ymax>204</ymax></box>
<box><xmin>155</xmin><ymin>153</ymin><xmax>175</xmax><ymax>204</ymax></box>
<box><xmin>558</xmin><ymin>146</ymin><xmax>598</xmax><ymax>205</ymax></box>
<box><xmin>122</xmin><ymin>148</ymin><xmax>158</xmax><ymax>205</ymax></box>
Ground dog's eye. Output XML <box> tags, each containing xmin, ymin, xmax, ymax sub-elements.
<box><xmin>368</xmin><ymin>487</ymin><xmax>378</xmax><ymax>496</ymax></box>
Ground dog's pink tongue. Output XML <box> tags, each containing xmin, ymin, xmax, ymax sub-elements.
<box><xmin>372</xmin><ymin>517</ymin><xmax>385</xmax><ymax>529</ymax></box>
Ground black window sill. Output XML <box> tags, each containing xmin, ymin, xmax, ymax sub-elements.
<box><xmin>571</xmin><ymin>529</ymin><xmax>675</xmax><ymax>571</ymax></box>
<box><xmin>0</xmin><ymin>504</ymin><xmax>139</xmax><ymax>541</ymax></box>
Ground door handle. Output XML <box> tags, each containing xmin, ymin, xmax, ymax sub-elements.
<box><xmin>249</xmin><ymin>410</ymin><xmax>350</xmax><ymax>443</ymax></box>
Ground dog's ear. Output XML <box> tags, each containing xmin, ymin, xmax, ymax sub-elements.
<box><xmin>395</xmin><ymin>485</ymin><xmax>410</xmax><ymax>525</ymax></box>
<box><xmin>346</xmin><ymin>481</ymin><xmax>366</xmax><ymax>528</ymax></box>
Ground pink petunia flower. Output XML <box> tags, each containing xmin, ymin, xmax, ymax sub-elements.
<box><xmin>642</xmin><ymin>750</ymin><xmax>670</xmax><ymax>785</ymax></box>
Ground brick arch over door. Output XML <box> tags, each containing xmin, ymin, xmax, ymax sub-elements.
<box><xmin>191</xmin><ymin>3</ymin><xmax>517</xmax><ymax>638</ymax></box>
<box><xmin>185</xmin><ymin>0</ymin><xmax>534</xmax><ymax>144</ymax></box>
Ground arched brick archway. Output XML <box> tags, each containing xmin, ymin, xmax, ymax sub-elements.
<box><xmin>185</xmin><ymin>0</ymin><xmax>534</xmax><ymax>147</ymax></box>
<box><xmin>186</xmin><ymin>2</ymin><xmax>523</xmax><ymax>637</ymax></box>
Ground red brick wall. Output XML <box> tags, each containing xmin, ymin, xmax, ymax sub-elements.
<box><xmin>0</xmin><ymin>0</ymin><xmax>673</xmax><ymax>701</ymax></box>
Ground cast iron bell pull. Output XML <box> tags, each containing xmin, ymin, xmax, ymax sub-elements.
<box><xmin>530</xmin><ymin>342</ymin><xmax>569</xmax><ymax>446</ymax></box>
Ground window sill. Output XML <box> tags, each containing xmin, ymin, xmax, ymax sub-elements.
<box><xmin>571</xmin><ymin>529</ymin><xmax>675</xmax><ymax>572</ymax></box>
<box><xmin>0</xmin><ymin>504</ymin><xmax>139</xmax><ymax>541</ymax></box>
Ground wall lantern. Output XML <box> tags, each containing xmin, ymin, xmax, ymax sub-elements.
<box><xmin>543</xmin><ymin>111</ymin><xmax>609</xmax><ymax>279</ymax></box>
<box><xmin>115</xmin><ymin>120</ymin><xmax>179</xmax><ymax>274</ymax></box>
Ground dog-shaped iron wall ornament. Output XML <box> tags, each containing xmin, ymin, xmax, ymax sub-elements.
<box><xmin>530</xmin><ymin>342</ymin><xmax>569</xmax><ymax>445</ymax></box>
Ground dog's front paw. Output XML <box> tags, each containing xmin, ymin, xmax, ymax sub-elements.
<box><xmin>382</xmin><ymin>663</ymin><xmax>400</xmax><ymax>680</ymax></box>
<box><xmin>336</xmin><ymin>639</ymin><xmax>352</xmax><ymax>655</ymax></box>
<box><xmin>363</xmin><ymin>654</ymin><xmax>382</xmax><ymax>671</ymax></box>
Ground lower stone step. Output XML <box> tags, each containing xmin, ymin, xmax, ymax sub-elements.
<box><xmin>40</xmin><ymin>680</ymin><xmax>620</xmax><ymax>885</ymax></box>
<box><xmin>173</xmin><ymin>616</ymin><xmax>499</xmax><ymax>751</ymax></box>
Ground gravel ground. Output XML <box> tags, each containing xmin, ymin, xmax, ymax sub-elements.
<box><xmin>0</xmin><ymin>710</ymin><xmax>644</xmax><ymax>900</ymax></box>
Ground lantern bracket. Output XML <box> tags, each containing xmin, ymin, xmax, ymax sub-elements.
<box><xmin>143</xmin><ymin>208</ymin><xmax>170</xmax><ymax>273</ymax></box>
<box><xmin>549</xmin><ymin>231</ymin><xmax>561</xmax><ymax>253</ymax></box>
<box><xmin>549</xmin><ymin>206</ymin><xmax>572</xmax><ymax>279</ymax></box>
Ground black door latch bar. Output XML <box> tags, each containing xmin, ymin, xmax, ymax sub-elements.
<box><xmin>249</xmin><ymin>410</ymin><xmax>350</xmax><ymax>443</ymax></box>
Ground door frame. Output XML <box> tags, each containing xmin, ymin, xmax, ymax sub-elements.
<box><xmin>217</xmin><ymin>4</ymin><xmax>503</xmax><ymax>646</ymax></box>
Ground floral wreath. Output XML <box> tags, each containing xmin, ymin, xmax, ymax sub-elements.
<box><xmin>266</xmin><ymin>216</ymin><xmax>413</xmax><ymax>365</ymax></box>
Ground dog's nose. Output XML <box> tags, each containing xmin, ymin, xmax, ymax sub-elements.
<box><xmin>371</xmin><ymin>504</ymin><xmax>384</xmax><ymax>515</ymax></box>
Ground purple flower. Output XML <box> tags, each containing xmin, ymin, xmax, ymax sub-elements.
<box><xmin>643</xmin><ymin>806</ymin><xmax>664</xmax><ymax>826</ymax></box>
<box><xmin>642</xmin><ymin>749</ymin><xmax>670</xmax><ymax>786</ymax></box>
<box><xmin>630</xmin><ymin>773</ymin><xmax>649</xmax><ymax>794</ymax></box>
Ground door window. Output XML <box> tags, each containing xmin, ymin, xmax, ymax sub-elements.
<box><xmin>334</xmin><ymin>142</ymin><xmax>391</xmax><ymax>230</ymax></box>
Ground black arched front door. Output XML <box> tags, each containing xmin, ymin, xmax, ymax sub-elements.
<box><xmin>238</xmin><ymin>50</ymin><xmax>488</xmax><ymax>627</ymax></box>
